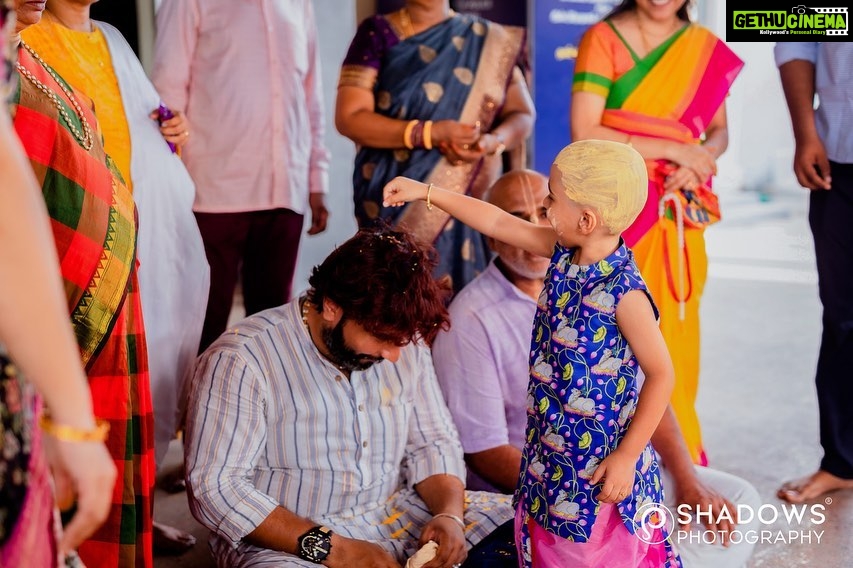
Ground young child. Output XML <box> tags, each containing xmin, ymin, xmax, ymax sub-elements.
<box><xmin>384</xmin><ymin>140</ymin><xmax>681</xmax><ymax>567</ymax></box>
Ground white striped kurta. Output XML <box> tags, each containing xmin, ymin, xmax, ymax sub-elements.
<box><xmin>185</xmin><ymin>299</ymin><xmax>513</xmax><ymax>567</ymax></box>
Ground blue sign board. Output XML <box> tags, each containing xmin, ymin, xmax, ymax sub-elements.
<box><xmin>531</xmin><ymin>0</ymin><xmax>618</xmax><ymax>172</ymax></box>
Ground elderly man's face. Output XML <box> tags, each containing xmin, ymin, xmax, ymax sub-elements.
<box><xmin>488</xmin><ymin>174</ymin><xmax>551</xmax><ymax>280</ymax></box>
<box><xmin>320</xmin><ymin>317</ymin><xmax>404</xmax><ymax>372</ymax></box>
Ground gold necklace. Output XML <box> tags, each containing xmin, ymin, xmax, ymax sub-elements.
<box><xmin>15</xmin><ymin>41</ymin><xmax>93</xmax><ymax>151</ymax></box>
<box><xmin>301</xmin><ymin>298</ymin><xmax>311</xmax><ymax>329</ymax></box>
<box><xmin>399</xmin><ymin>7</ymin><xmax>416</xmax><ymax>38</ymax></box>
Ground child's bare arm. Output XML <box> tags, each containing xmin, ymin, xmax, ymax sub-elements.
<box><xmin>614</xmin><ymin>290</ymin><xmax>675</xmax><ymax>459</ymax></box>
<box><xmin>383</xmin><ymin>176</ymin><xmax>556</xmax><ymax>258</ymax></box>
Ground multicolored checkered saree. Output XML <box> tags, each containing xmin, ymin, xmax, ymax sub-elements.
<box><xmin>11</xmin><ymin>45</ymin><xmax>154</xmax><ymax>568</ymax></box>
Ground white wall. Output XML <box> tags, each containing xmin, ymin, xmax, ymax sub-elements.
<box><xmin>293</xmin><ymin>0</ymin><xmax>360</xmax><ymax>289</ymax></box>
<box><xmin>700</xmin><ymin>1</ymin><xmax>799</xmax><ymax>196</ymax></box>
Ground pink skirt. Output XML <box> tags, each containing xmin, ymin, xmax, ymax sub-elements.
<box><xmin>0</xmin><ymin>402</ymin><xmax>60</xmax><ymax>568</ymax></box>
<box><xmin>515</xmin><ymin>502</ymin><xmax>674</xmax><ymax>568</ymax></box>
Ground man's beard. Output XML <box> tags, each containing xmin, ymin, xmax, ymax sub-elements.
<box><xmin>321</xmin><ymin>319</ymin><xmax>384</xmax><ymax>372</ymax></box>
<box><xmin>500</xmin><ymin>250</ymin><xmax>549</xmax><ymax>281</ymax></box>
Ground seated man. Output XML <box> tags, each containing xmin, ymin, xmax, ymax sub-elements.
<box><xmin>184</xmin><ymin>226</ymin><xmax>515</xmax><ymax>568</ymax></box>
<box><xmin>432</xmin><ymin>170</ymin><xmax>763</xmax><ymax>567</ymax></box>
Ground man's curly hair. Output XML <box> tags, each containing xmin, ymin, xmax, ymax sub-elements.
<box><xmin>307</xmin><ymin>225</ymin><xmax>451</xmax><ymax>346</ymax></box>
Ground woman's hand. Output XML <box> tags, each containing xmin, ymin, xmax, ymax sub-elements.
<box><xmin>149</xmin><ymin>109</ymin><xmax>191</xmax><ymax>148</ymax></box>
<box><xmin>590</xmin><ymin>448</ymin><xmax>636</xmax><ymax>503</ymax></box>
<box><xmin>670</xmin><ymin>143</ymin><xmax>717</xmax><ymax>182</ymax></box>
<box><xmin>663</xmin><ymin>165</ymin><xmax>702</xmax><ymax>193</ymax></box>
<box><xmin>383</xmin><ymin>177</ymin><xmax>427</xmax><ymax>207</ymax></box>
<box><xmin>441</xmin><ymin>141</ymin><xmax>485</xmax><ymax>165</ymax></box>
<box><xmin>419</xmin><ymin>517</ymin><xmax>467</xmax><ymax>568</ymax></box>
<box><xmin>432</xmin><ymin>120</ymin><xmax>480</xmax><ymax>149</ymax></box>
<box><xmin>42</xmin><ymin>434</ymin><xmax>117</xmax><ymax>555</ymax></box>
<box><xmin>441</xmin><ymin>131</ymin><xmax>505</xmax><ymax>164</ymax></box>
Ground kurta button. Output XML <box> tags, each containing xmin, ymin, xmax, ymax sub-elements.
<box><xmin>335</xmin><ymin>376</ymin><xmax>342</xmax><ymax>382</ymax></box>
<box><xmin>358</xmin><ymin>404</ymin><xmax>364</xmax><ymax>412</ymax></box>
<box><xmin>362</xmin><ymin>441</ymin><xmax>368</xmax><ymax>448</ymax></box>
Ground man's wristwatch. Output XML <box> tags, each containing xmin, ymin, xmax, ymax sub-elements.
<box><xmin>297</xmin><ymin>525</ymin><xmax>333</xmax><ymax>564</ymax></box>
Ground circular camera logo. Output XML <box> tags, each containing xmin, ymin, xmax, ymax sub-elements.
<box><xmin>633</xmin><ymin>503</ymin><xmax>675</xmax><ymax>545</ymax></box>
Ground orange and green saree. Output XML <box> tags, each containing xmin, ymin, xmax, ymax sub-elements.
<box><xmin>573</xmin><ymin>22</ymin><xmax>743</xmax><ymax>465</ymax></box>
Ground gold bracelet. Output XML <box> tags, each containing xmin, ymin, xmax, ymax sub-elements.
<box><xmin>432</xmin><ymin>513</ymin><xmax>465</xmax><ymax>531</ymax></box>
<box><xmin>426</xmin><ymin>183</ymin><xmax>434</xmax><ymax>211</ymax></box>
<box><xmin>39</xmin><ymin>414</ymin><xmax>110</xmax><ymax>443</ymax></box>
<box><xmin>423</xmin><ymin>120</ymin><xmax>434</xmax><ymax>150</ymax></box>
<box><xmin>403</xmin><ymin>119</ymin><xmax>418</xmax><ymax>150</ymax></box>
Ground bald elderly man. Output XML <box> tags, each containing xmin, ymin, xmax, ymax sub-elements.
<box><xmin>432</xmin><ymin>169</ymin><xmax>762</xmax><ymax>567</ymax></box>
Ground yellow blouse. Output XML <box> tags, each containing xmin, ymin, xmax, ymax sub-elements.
<box><xmin>23</xmin><ymin>11</ymin><xmax>133</xmax><ymax>190</ymax></box>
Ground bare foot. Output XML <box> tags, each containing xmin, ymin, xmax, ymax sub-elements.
<box><xmin>153</xmin><ymin>521</ymin><xmax>196</xmax><ymax>556</ymax></box>
<box><xmin>777</xmin><ymin>470</ymin><xmax>853</xmax><ymax>503</ymax></box>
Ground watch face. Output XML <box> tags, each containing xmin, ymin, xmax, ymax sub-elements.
<box><xmin>299</xmin><ymin>528</ymin><xmax>332</xmax><ymax>563</ymax></box>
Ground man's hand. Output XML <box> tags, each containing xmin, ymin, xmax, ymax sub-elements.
<box><xmin>793</xmin><ymin>136</ymin><xmax>832</xmax><ymax>190</ymax></box>
<box><xmin>674</xmin><ymin>476</ymin><xmax>739</xmax><ymax>547</ymax></box>
<box><xmin>419</xmin><ymin>516</ymin><xmax>467</xmax><ymax>568</ymax></box>
<box><xmin>307</xmin><ymin>193</ymin><xmax>329</xmax><ymax>235</ymax></box>
<box><xmin>149</xmin><ymin>109</ymin><xmax>191</xmax><ymax>148</ymax></box>
<box><xmin>324</xmin><ymin>536</ymin><xmax>401</xmax><ymax>568</ymax></box>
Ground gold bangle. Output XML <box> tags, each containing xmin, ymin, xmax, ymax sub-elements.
<box><xmin>426</xmin><ymin>183</ymin><xmax>434</xmax><ymax>211</ymax></box>
<box><xmin>423</xmin><ymin>120</ymin><xmax>434</xmax><ymax>150</ymax></box>
<box><xmin>39</xmin><ymin>414</ymin><xmax>110</xmax><ymax>443</ymax></box>
<box><xmin>403</xmin><ymin>119</ymin><xmax>418</xmax><ymax>150</ymax></box>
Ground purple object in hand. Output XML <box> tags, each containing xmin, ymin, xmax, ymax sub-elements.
<box><xmin>157</xmin><ymin>103</ymin><xmax>177</xmax><ymax>153</ymax></box>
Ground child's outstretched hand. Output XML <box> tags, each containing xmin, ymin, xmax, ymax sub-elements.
<box><xmin>590</xmin><ymin>448</ymin><xmax>636</xmax><ymax>503</ymax></box>
<box><xmin>383</xmin><ymin>177</ymin><xmax>428</xmax><ymax>208</ymax></box>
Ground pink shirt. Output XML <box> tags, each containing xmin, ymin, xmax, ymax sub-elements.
<box><xmin>152</xmin><ymin>0</ymin><xmax>330</xmax><ymax>214</ymax></box>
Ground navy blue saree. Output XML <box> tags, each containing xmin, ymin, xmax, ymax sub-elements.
<box><xmin>340</xmin><ymin>12</ymin><xmax>525</xmax><ymax>293</ymax></box>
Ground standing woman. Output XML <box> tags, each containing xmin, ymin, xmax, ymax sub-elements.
<box><xmin>571</xmin><ymin>0</ymin><xmax>743</xmax><ymax>465</ymax></box>
<box><xmin>9</xmin><ymin>0</ymin><xmax>156</xmax><ymax>565</ymax></box>
<box><xmin>336</xmin><ymin>0</ymin><xmax>534</xmax><ymax>294</ymax></box>
<box><xmin>23</xmin><ymin>4</ymin><xmax>210</xmax><ymax>551</ymax></box>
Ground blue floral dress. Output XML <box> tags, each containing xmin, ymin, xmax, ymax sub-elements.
<box><xmin>514</xmin><ymin>241</ymin><xmax>681</xmax><ymax>566</ymax></box>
